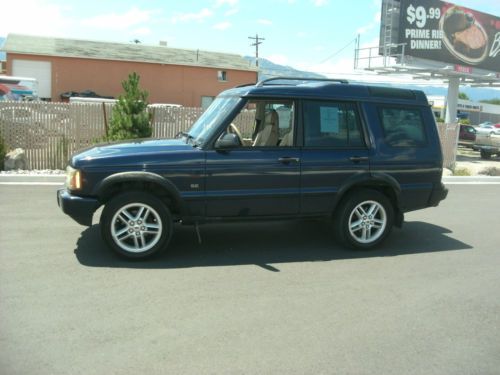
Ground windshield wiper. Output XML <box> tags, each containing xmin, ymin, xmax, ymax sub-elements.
<box><xmin>176</xmin><ymin>131</ymin><xmax>194</xmax><ymax>143</ymax></box>
<box><xmin>176</xmin><ymin>131</ymin><xmax>189</xmax><ymax>138</ymax></box>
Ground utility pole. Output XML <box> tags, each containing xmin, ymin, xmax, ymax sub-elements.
<box><xmin>248</xmin><ymin>34</ymin><xmax>265</xmax><ymax>67</ymax></box>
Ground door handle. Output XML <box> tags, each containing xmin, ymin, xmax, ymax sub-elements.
<box><xmin>278</xmin><ymin>157</ymin><xmax>300</xmax><ymax>164</ymax></box>
<box><xmin>349</xmin><ymin>156</ymin><xmax>369</xmax><ymax>163</ymax></box>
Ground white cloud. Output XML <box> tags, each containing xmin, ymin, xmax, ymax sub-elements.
<box><xmin>213</xmin><ymin>21</ymin><xmax>232</xmax><ymax>30</ymax></box>
<box><xmin>311</xmin><ymin>0</ymin><xmax>328</xmax><ymax>7</ymax></box>
<box><xmin>214</xmin><ymin>0</ymin><xmax>238</xmax><ymax>7</ymax></box>
<box><xmin>171</xmin><ymin>8</ymin><xmax>213</xmax><ymax>23</ymax></box>
<box><xmin>297</xmin><ymin>32</ymin><xmax>307</xmax><ymax>38</ymax></box>
<box><xmin>0</xmin><ymin>0</ymin><xmax>71</xmax><ymax>37</ymax></box>
<box><xmin>132</xmin><ymin>28</ymin><xmax>152</xmax><ymax>36</ymax></box>
<box><xmin>266</xmin><ymin>54</ymin><xmax>289</xmax><ymax>65</ymax></box>
<box><xmin>257</xmin><ymin>19</ymin><xmax>272</xmax><ymax>25</ymax></box>
<box><xmin>356</xmin><ymin>23</ymin><xmax>375</xmax><ymax>35</ymax></box>
<box><xmin>224</xmin><ymin>8</ymin><xmax>239</xmax><ymax>16</ymax></box>
<box><xmin>81</xmin><ymin>7</ymin><xmax>153</xmax><ymax>30</ymax></box>
<box><xmin>356</xmin><ymin>11</ymin><xmax>381</xmax><ymax>35</ymax></box>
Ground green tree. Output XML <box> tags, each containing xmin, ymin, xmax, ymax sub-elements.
<box><xmin>458</xmin><ymin>92</ymin><xmax>469</xmax><ymax>100</ymax></box>
<box><xmin>107</xmin><ymin>72</ymin><xmax>152</xmax><ymax>141</ymax></box>
<box><xmin>479</xmin><ymin>98</ymin><xmax>500</xmax><ymax>105</ymax></box>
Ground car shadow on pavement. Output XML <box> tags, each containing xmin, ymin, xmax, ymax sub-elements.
<box><xmin>74</xmin><ymin>220</ymin><xmax>472</xmax><ymax>270</ymax></box>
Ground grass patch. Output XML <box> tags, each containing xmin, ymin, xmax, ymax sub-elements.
<box><xmin>452</xmin><ymin>167</ymin><xmax>471</xmax><ymax>176</ymax></box>
<box><xmin>479</xmin><ymin>167</ymin><xmax>500</xmax><ymax>176</ymax></box>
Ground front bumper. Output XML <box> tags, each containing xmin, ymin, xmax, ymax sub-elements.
<box><xmin>428</xmin><ymin>182</ymin><xmax>448</xmax><ymax>207</ymax></box>
<box><xmin>57</xmin><ymin>189</ymin><xmax>100</xmax><ymax>226</ymax></box>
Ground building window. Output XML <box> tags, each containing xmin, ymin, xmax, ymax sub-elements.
<box><xmin>218</xmin><ymin>70</ymin><xmax>227</xmax><ymax>81</ymax></box>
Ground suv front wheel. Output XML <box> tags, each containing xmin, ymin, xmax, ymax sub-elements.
<box><xmin>100</xmin><ymin>192</ymin><xmax>173</xmax><ymax>259</ymax></box>
<box><xmin>334</xmin><ymin>189</ymin><xmax>394</xmax><ymax>250</ymax></box>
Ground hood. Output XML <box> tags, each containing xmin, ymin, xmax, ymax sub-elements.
<box><xmin>71</xmin><ymin>138</ymin><xmax>196</xmax><ymax>168</ymax></box>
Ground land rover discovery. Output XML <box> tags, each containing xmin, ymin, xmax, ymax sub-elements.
<box><xmin>58</xmin><ymin>78</ymin><xmax>448</xmax><ymax>259</ymax></box>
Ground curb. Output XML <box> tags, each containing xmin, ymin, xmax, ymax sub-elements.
<box><xmin>443</xmin><ymin>176</ymin><xmax>500</xmax><ymax>184</ymax></box>
<box><xmin>1</xmin><ymin>173</ymin><xmax>500</xmax><ymax>185</ymax></box>
<box><xmin>0</xmin><ymin>174</ymin><xmax>65</xmax><ymax>184</ymax></box>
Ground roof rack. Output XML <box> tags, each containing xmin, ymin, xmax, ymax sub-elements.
<box><xmin>255</xmin><ymin>76</ymin><xmax>349</xmax><ymax>87</ymax></box>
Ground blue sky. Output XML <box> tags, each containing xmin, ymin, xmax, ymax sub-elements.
<box><xmin>1</xmin><ymin>0</ymin><xmax>499</xmax><ymax>80</ymax></box>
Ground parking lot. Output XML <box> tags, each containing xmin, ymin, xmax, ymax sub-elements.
<box><xmin>1</xmin><ymin>183</ymin><xmax>499</xmax><ymax>375</ymax></box>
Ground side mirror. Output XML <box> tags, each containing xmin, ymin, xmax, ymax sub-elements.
<box><xmin>215</xmin><ymin>133</ymin><xmax>240</xmax><ymax>149</ymax></box>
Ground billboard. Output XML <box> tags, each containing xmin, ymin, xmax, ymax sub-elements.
<box><xmin>397</xmin><ymin>0</ymin><xmax>500</xmax><ymax>72</ymax></box>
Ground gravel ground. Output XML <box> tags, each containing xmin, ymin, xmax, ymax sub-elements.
<box><xmin>454</xmin><ymin>146</ymin><xmax>500</xmax><ymax>175</ymax></box>
<box><xmin>0</xmin><ymin>169</ymin><xmax>65</xmax><ymax>175</ymax></box>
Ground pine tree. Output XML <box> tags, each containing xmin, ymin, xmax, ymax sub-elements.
<box><xmin>107</xmin><ymin>72</ymin><xmax>152</xmax><ymax>141</ymax></box>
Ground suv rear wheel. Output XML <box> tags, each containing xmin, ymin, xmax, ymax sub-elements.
<box><xmin>334</xmin><ymin>189</ymin><xmax>394</xmax><ymax>249</ymax></box>
<box><xmin>100</xmin><ymin>192</ymin><xmax>173</xmax><ymax>259</ymax></box>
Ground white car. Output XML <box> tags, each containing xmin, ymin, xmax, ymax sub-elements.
<box><xmin>476</xmin><ymin>123</ymin><xmax>500</xmax><ymax>135</ymax></box>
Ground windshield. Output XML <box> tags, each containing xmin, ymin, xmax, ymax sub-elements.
<box><xmin>188</xmin><ymin>96</ymin><xmax>241</xmax><ymax>145</ymax></box>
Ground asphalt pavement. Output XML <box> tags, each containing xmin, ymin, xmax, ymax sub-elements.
<box><xmin>0</xmin><ymin>183</ymin><xmax>499</xmax><ymax>375</ymax></box>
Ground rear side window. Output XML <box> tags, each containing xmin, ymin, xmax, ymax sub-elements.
<box><xmin>379</xmin><ymin>107</ymin><xmax>427</xmax><ymax>147</ymax></box>
<box><xmin>303</xmin><ymin>101</ymin><xmax>365</xmax><ymax>148</ymax></box>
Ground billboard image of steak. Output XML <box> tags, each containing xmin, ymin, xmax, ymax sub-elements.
<box><xmin>443</xmin><ymin>8</ymin><xmax>488</xmax><ymax>60</ymax></box>
<box><xmin>454</xmin><ymin>25</ymin><xmax>487</xmax><ymax>58</ymax></box>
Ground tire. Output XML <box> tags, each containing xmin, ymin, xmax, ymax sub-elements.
<box><xmin>480</xmin><ymin>149</ymin><xmax>491</xmax><ymax>160</ymax></box>
<box><xmin>100</xmin><ymin>192</ymin><xmax>173</xmax><ymax>259</ymax></box>
<box><xmin>334</xmin><ymin>189</ymin><xmax>394</xmax><ymax>250</ymax></box>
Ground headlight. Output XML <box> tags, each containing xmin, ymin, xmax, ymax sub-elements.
<box><xmin>66</xmin><ymin>166</ymin><xmax>82</xmax><ymax>190</ymax></box>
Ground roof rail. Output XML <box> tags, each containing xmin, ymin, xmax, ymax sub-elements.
<box><xmin>256</xmin><ymin>76</ymin><xmax>348</xmax><ymax>87</ymax></box>
<box><xmin>235</xmin><ymin>82</ymin><xmax>257</xmax><ymax>88</ymax></box>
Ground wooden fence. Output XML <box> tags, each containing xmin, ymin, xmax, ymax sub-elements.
<box><xmin>0</xmin><ymin>102</ymin><xmax>203</xmax><ymax>169</ymax></box>
<box><xmin>0</xmin><ymin>101</ymin><xmax>459</xmax><ymax>170</ymax></box>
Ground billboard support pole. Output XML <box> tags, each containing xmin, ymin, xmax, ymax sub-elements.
<box><xmin>445</xmin><ymin>77</ymin><xmax>460</xmax><ymax>123</ymax></box>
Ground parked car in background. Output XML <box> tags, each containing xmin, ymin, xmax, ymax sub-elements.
<box><xmin>476</xmin><ymin>122</ymin><xmax>500</xmax><ymax>135</ymax></box>
<box><xmin>475</xmin><ymin>131</ymin><xmax>500</xmax><ymax>159</ymax></box>
<box><xmin>0</xmin><ymin>76</ymin><xmax>39</xmax><ymax>101</ymax></box>
<box><xmin>458</xmin><ymin>124</ymin><xmax>476</xmax><ymax>147</ymax></box>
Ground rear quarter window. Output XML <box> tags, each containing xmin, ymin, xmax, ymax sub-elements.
<box><xmin>378</xmin><ymin>107</ymin><xmax>427</xmax><ymax>147</ymax></box>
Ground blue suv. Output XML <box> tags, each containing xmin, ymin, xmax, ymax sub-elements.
<box><xmin>58</xmin><ymin>78</ymin><xmax>448</xmax><ymax>259</ymax></box>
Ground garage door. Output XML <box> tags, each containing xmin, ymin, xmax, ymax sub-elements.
<box><xmin>12</xmin><ymin>59</ymin><xmax>52</xmax><ymax>99</ymax></box>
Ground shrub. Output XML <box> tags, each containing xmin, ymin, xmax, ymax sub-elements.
<box><xmin>107</xmin><ymin>72</ymin><xmax>152</xmax><ymax>141</ymax></box>
<box><xmin>452</xmin><ymin>167</ymin><xmax>471</xmax><ymax>176</ymax></box>
<box><xmin>0</xmin><ymin>132</ymin><xmax>6</xmax><ymax>171</ymax></box>
<box><xmin>459</xmin><ymin>118</ymin><xmax>471</xmax><ymax>125</ymax></box>
<box><xmin>479</xmin><ymin>167</ymin><xmax>500</xmax><ymax>176</ymax></box>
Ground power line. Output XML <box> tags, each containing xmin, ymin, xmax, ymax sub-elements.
<box><xmin>318</xmin><ymin>37</ymin><xmax>358</xmax><ymax>64</ymax></box>
<box><xmin>249</xmin><ymin>34</ymin><xmax>265</xmax><ymax>67</ymax></box>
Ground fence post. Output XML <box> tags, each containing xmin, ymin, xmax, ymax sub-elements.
<box><xmin>102</xmin><ymin>102</ymin><xmax>109</xmax><ymax>137</ymax></box>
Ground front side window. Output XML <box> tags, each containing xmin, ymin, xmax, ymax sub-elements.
<box><xmin>188</xmin><ymin>96</ymin><xmax>241</xmax><ymax>145</ymax></box>
<box><xmin>379</xmin><ymin>107</ymin><xmax>427</xmax><ymax>147</ymax></box>
<box><xmin>223</xmin><ymin>99</ymin><xmax>295</xmax><ymax>147</ymax></box>
<box><xmin>303</xmin><ymin>101</ymin><xmax>365</xmax><ymax>148</ymax></box>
